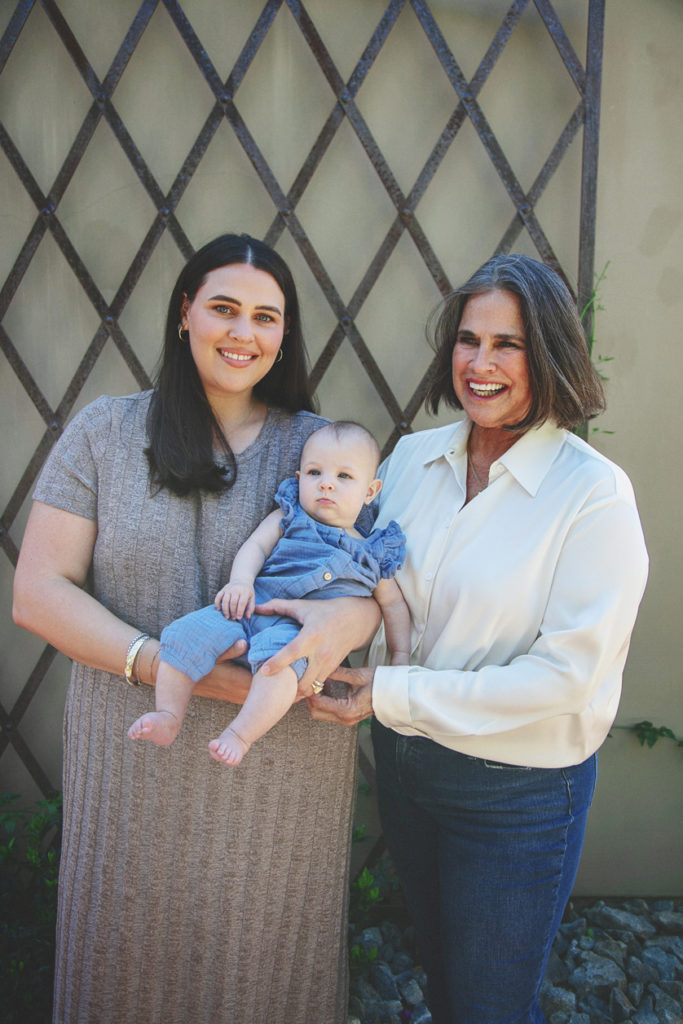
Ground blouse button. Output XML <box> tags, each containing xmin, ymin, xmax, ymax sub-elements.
<box><xmin>323</xmin><ymin>572</ymin><xmax>332</xmax><ymax>581</ymax></box>
<box><xmin>425</xmin><ymin>571</ymin><xmax>433</xmax><ymax>581</ymax></box>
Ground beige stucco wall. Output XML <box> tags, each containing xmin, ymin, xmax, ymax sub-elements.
<box><xmin>572</xmin><ymin>0</ymin><xmax>683</xmax><ymax>894</ymax></box>
<box><xmin>0</xmin><ymin>0</ymin><xmax>680</xmax><ymax>894</ymax></box>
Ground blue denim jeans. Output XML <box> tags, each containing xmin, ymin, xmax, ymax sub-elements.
<box><xmin>371</xmin><ymin>720</ymin><xmax>597</xmax><ymax>1024</ymax></box>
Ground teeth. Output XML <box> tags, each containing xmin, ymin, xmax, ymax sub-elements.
<box><xmin>469</xmin><ymin>382</ymin><xmax>505</xmax><ymax>396</ymax></box>
<box><xmin>220</xmin><ymin>350</ymin><xmax>253</xmax><ymax>361</ymax></box>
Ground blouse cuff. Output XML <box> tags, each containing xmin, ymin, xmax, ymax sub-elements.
<box><xmin>372</xmin><ymin>664</ymin><xmax>412</xmax><ymax>729</ymax></box>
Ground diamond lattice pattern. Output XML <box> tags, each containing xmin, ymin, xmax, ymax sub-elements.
<box><xmin>0</xmin><ymin>0</ymin><xmax>604</xmax><ymax>798</ymax></box>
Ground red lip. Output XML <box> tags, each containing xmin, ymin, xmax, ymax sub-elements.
<box><xmin>466</xmin><ymin>380</ymin><xmax>507</xmax><ymax>398</ymax></box>
<box><xmin>218</xmin><ymin>349</ymin><xmax>257</xmax><ymax>365</ymax></box>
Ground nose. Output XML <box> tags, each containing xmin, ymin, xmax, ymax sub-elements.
<box><xmin>318</xmin><ymin>474</ymin><xmax>334</xmax><ymax>491</ymax></box>
<box><xmin>470</xmin><ymin>339</ymin><xmax>496</xmax><ymax>373</ymax></box>
<box><xmin>229</xmin><ymin>314</ymin><xmax>254</xmax><ymax>341</ymax></box>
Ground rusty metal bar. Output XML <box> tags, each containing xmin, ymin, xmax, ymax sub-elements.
<box><xmin>578</xmin><ymin>0</ymin><xmax>605</xmax><ymax>328</ymax></box>
<box><xmin>533</xmin><ymin>0</ymin><xmax>586</xmax><ymax>93</ymax></box>
<box><xmin>407</xmin><ymin>0</ymin><xmax>530</xmax><ymax>215</ymax></box>
<box><xmin>496</xmin><ymin>102</ymin><xmax>585</xmax><ymax>255</ymax></box>
<box><xmin>265</xmin><ymin>0</ymin><xmax>406</xmax><ymax>247</ymax></box>
<box><xmin>411</xmin><ymin>0</ymin><xmax>560</xmax><ymax>268</ymax></box>
<box><xmin>0</xmin><ymin>0</ymin><xmax>35</xmax><ymax>75</ymax></box>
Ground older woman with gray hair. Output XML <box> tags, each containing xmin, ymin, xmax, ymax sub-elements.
<box><xmin>275</xmin><ymin>253</ymin><xmax>649</xmax><ymax>1024</ymax></box>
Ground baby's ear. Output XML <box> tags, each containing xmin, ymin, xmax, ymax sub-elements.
<box><xmin>295</xmin><ymin>470</ymin><xmax>300</xmax><ymax>479</ymax></box>
<box><xmin>364</xmin><ymin>478</ymin><xmax>383</xmax><ymax>504</ymax></box>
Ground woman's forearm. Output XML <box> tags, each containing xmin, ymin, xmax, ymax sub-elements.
<box><xmin>192</xmin><ymin>661</ymin><xmax>252</xmax><ymax>704</ymax></box>
<box><xmin>14</xmin><ymin>501</ymin><xmax>251</xmax><ymax>704</ymax></box>
<box><xmin>14</xmin><ymin>563</ymin><xmax>147</xmax><ymax>678</ymax></box>
<box><xmin>15</xmin><ymin>576</ymin><xmax>251</xmax><ymax>703</ymax></box>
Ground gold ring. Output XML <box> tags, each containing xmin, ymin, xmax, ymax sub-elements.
<box><xmin>311</xmin><ymin>680</ymin><xmax>324</xmax><ymax>694</ymax></box>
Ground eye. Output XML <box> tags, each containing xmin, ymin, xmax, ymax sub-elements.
<box><xmin>338</xmin><ymin>472</ymin><xmax>352</xmax><ymax>480</ymax></box>
<box><xmin>255</xmin><ymin>312</ymin><xmax>276</xmax><ymax>323</ymax></box>
<box><xmin>456</xmin><ymin>335</ymin><xmax>478</xmax><ymax>347</ymax></box>
<box><xmin>213</xmin><ymin>304</ymin><xmax>233</xmax><ymax>315</ymax></box>
<box><xmin>306</xmin><ymin>468</ymin><xmax>321</xmax><ymax>476</ymax></box>
<box><xmin>497</xmin><ymin>338</ymin><xmax>524</xmax><ymax>350</ymax></box>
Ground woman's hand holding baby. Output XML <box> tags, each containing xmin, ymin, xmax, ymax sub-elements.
<box><xmin>256</xmin><ymin>595</ymin><xmax>381</xmax><ymax>696</ymax></box>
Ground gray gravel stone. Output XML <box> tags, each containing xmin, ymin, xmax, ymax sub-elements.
<box><xmin>569</xmin><ymin>950</ymin><xmax>628</xmax><ymax>993</ymax></box>
<box><xmin>369</xmin><ymin>963</ymin><xmax>400</xmax><ymax>1001</ymax></box>
<box><xmin>633</xmin><ymin>1010</ymin><xmax>659</xmax><ymax>1024</ymax></box>
<box><xmin>398</xmin><ymin>976</ymin><xmax>425</xmax><ymax>1006</ymax></box>
<box><xmin>643</xmin><ymin>945</ymin><xmax>680</xmax><ymax>981</ymax></box>
<box><xmin>347</xmin><ymin>898</ymin><xmax>682</xmax><ymax>1024</ymax></box>
<box><xmin>541</xmin><ymin>983</ymin><xmax>577</xmax><ymax>1015</ymax></box>
<box><xmin>654</xmin><ymin>912</ymin><xmax>683</xmax><ymax>935</ymax></box>
<box><xmin>610</xmin><ymin>986</ymin><xmax>637</xmax><ymax>1021</ymax></box>
<box><xmin>650</xmin><ymin>983</ymin><xmax>683</xmax><ymax>1023</ymax></box>
<box><xmin>593</xmin><ymin>934</ymin><xmax>629</xmax><ymax>968</ymax></box>
<box><xmin>409</xmin><ymin>1004</ymin><xmax>432</xmax><ymax>1024</ymax></box>
<box><xmin>587</xmin><ymin>902</ymin><xmax>658</xmax><ymax>938</ymax></box>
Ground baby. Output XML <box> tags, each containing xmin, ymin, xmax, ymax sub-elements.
<box><xmin>128</xmin><ymin>421</ymin><xmax>410</xmax><ymax>765</ymax></box>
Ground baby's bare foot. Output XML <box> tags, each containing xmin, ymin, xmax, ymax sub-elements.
<box><xmin>208</xmin><ymin>726</ymin><xmax>250</xmax><ymax>766</ymax></box>
<box><xmin>127</xmin><ymin>711</ymin><xmax>180</xmax><ymax>746</ymax></box>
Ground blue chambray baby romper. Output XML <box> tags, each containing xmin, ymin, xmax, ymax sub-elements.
<box><xmin>160</xmin><ymin>477</ymin><xmax>405</xmax><ymax>681</ymax></box>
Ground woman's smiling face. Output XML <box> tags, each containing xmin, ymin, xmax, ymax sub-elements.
<box><xmin>181</xmin><ymin>263</ymin><xmax>286</xmax><ymax>403</ymax></box>
<box><xmin>451</xmin><ymin>288</ymin><xmax>532</xmax><ymax>432</ymax></box>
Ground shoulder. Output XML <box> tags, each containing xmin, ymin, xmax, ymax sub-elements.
<box><xmin>291</xmin><ymin>409</ymin><xmax>329</xmax><ymax>440</ymax></box>
<box><xmin>380</xmin><ymin>421</ymin><xmax>463</xmax><ymax>481</ymax></box>
<box><xmin>65</xmin><ymin>391</ymin><xmax>151</xmax><ymax>438</ymax></box>
<box><xmin>555</xmin><ymin>431</ymin><xmax>638</xmax><ymax>506</ymax></box>
<box><xmin>267</xmin><ymin>408</ymin><xmax>329</xmax><ymax>446</ymax></box>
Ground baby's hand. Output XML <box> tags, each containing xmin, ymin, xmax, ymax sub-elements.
<box><xmin>215</xmin><ymin>581</ymin><xmax>255</xmax><ymax>620</ymax></box>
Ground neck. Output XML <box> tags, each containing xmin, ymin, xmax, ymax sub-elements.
<box><xmin>467</xmin><ymin>423</ymin><xmax>523</xmax><ymax>464</ymax></box>
<box><xmin>209</xmin><ymin>392</ymin><xmax>268</xmax><ymax>452</ymax></box>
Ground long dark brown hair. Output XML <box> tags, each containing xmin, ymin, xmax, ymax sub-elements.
<box><xmin>146</xmin><ymin>233</ymin><xmax>316</xmax><ymax>495</ymax></box>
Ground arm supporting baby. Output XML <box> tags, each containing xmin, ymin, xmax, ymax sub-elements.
<box><xmin>215</xmin><ymin>510</ymin><xmax>283</xmax><ymax>620</ymax></box>
<box><xmin>13</xmin><ymin>501</ymin><xmax>252</xmax><ymax>704</ymax></box>
<box><xmin>372</xmin><ymin>577</ymin><xmax>410</xmax><ymax>666</ymax></box>
<box><xmin>298</xmin><ymin>576</ymin><xmax>409</xmax><ymax>721</ymax></box>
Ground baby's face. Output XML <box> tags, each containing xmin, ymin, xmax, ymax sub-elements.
<box><xmin>297</xmin><ymin>433</ymin><xmax>381</xmax><ymax>530</ymax></box>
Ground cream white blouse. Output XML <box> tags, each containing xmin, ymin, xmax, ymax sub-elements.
<box><xmin>369</xmin><ymin>418</ymin><xmax>649</xmax><ymax>768</ymax></box>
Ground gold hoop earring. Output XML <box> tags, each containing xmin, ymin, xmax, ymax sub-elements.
<box><xmin>178</xmin><ymin>323</ymin><xmax>188</xmax><ymax>342</ymax></box>
<box><xmin>275</xmin><ymin>349</ymin><xmax>283</xmax><ymax>363</ymax></box>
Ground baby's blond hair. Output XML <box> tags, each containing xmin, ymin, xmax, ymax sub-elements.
<box><xmin>302</xmin><ymin>421</ymin><xmax>380</xmax><ymax>473</ymax></box>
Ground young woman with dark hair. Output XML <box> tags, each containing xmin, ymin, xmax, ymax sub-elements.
<box><xmin>147</xmin><ymin>232</ymin><xmax>315</xmax><ymax>495</ymax></box>
<box><xmin>13</xmin><ymin>233</ymin><xmax>377</xmax><ymax>1024</ymax></box>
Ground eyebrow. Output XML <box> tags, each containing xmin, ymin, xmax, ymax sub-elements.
<box><xmin>457</xmin><ymin>328</ymin><xmax>525</xmax><ymax>342</ymax></box>
<box><xmin>208</xmin><ymin>294</ymin><xmax>283</xmax><ymax>315</ymax></box>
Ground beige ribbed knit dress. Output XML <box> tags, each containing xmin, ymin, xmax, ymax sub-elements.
<box><xmin>35</xmin><ymin>393</ymin><xmax>357</xmax><ymax>1024</ymax></box>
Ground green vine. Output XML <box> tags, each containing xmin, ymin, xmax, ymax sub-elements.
<box><xmin>612</xmin><ymin>721</ymin><xmax>682</xmax><ymax>750</ymax></box>
<box><xmin>580</xmin><ymin>260</ymin><xmax>611</xmax><ymax>366</ymax></box>
<box><xmin>577</xmin><ymin>261</ymin><xmax>615</xmax><ymax>439</ymax></box>
<box><xmin>630</xmin><ymin>720</ymin><xmax>682</xmax><ymax>749</ymax></box>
